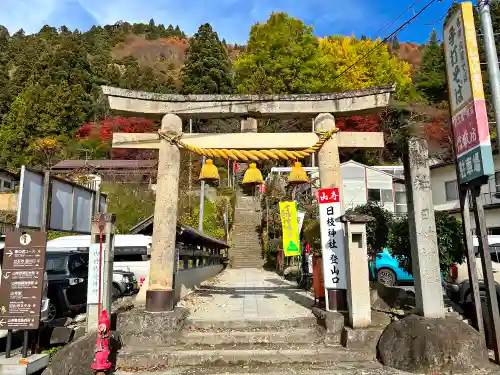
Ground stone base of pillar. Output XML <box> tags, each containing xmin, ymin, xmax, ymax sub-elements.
<box><xmin>118</xmin><ymin>307</ymin><xmax>189</xmax><ymax>347</ymax></box>
<box><xmin>146</xmin><ymin>289</ymin><xmax>175</xmax><ymax>312</ymax></box>
<box><xmin>327</xmin><ymin>289</ymin><xmax>347</xmax><ymax>311</ymax></box>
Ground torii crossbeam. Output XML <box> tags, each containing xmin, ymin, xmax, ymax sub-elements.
<box><xmin>102</xmin><ymin>85</ymin><xmax>394</xmax><ymax>314</ymax></box>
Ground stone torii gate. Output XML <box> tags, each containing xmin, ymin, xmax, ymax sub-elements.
<box><xmin>102</xmin><ymin>85</ymin><xmax>394</xmax><ymax>324</ymax></box>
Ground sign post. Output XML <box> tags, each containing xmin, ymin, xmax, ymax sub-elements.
<box><xmin>317</xmin><ymin>188</ymin><xmax>346</xmax><ymax>311</ymax></box>
<box><xmin>0</xmin><ymin>232</ymin><xmax>47</xmax><ymax>358</ymax></box>
<box><xmin>279</xmin><ymin>202</ymin><xmax>301</xmax><ymax>257</ymax></box>
<box><xmin>444</xmin><ymin>1</ymin><xmax>499</xmax><ymax>360</ymax></box>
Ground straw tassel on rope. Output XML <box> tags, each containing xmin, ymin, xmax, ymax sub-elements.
<box><xmin>158</xmin><ymin>128</ymin><xmax>338</xmax><ymax>162</ymax></box>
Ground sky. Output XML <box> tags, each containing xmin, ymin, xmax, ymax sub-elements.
<box><xmin>0</xmin><ymin>0</ymin><xmax>454</xmax><ymax>44</ymax></box>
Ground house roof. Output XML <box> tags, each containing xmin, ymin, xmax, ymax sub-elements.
<box><xmin>0</xmin><ymin>169</ymin><xmax>19</xmax><ymax>180</ymax></box>
<box><xmin>51</xmin><ymin>159</ymin><xmax>157</xmax><ymax>171</ymax></box>
<box><xmin>129</xmin><ymin>215</ymin><xmax>229</xmax><ymax>249</ymax></box>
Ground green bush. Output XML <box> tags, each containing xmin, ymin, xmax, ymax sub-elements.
<box><xmin>387</xmin><ymin>211</ymin><xmax>464</xmax><ymax>275</ymax></box>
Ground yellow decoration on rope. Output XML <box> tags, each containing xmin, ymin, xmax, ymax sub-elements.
<box><xmin>199</xmin><ymin>159</ymin><xmax>220</xmax><ymax>181</ymax></box>
<box><xmin>157</xmin><ymin>129</ymin><xmax>338</xmax><ymax>163</ymax></box>
<box><xmin>288</xmin><ymin>161</ymin><xmax>308</xmax><ymax>184</ymax></box>
<box><xmin>242</xmin><ymin>163</ymin><xmax>264</xmax><ymax>185</ymax></box>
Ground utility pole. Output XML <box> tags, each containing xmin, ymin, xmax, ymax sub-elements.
<box><xmin>198</xmin><ymin>156</ymin><xmax>206</xmax><ymax>232</ymax></box>
<box><xmin>478</xmin><ymin>0</ymin><xmax>500</xmax><ymax>147</ymax></box>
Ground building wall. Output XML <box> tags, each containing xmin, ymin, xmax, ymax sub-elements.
<box><xmin>430</xmin><ymin>155</ymin><xmax>500</xmax><ymax>233</ymax></box>
<box><xmin>0</xmin><ymin>172</ymin><xmax>17</xmax><ymax>192</ymax></box>
<box><xmin>0</xmin><ymin>192</ymin><xmax>18</xmax><ymax>211</ymax></box>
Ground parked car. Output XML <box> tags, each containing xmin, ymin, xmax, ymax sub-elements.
<box><xmin>113</xmin><ymin>270</ymin><xmax>139</xmax><ymax>297</ymax></box>
<box><xmin>45</xmin><ymin>250</ymin><xmax>89</xmax><ymax>321</ymax></box>
<box><xmin>369</xmin><ymin>248</ymin><xmax>413</xmax><ymax>287</ymax></box>
<box><xmin>47</xmin><ymin>234</ymin><xmax>151</xmax><ymax>288</ymax></box>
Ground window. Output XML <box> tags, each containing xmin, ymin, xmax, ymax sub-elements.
<box><xmin>395</xmin><ymin>191</ymin><xmax>407</xmax><ymax>214</ymax></box>
<box><xmin>46</xmin><ymin>256</ymin><xmax>67</xmax><ymax>274</ymax></box>
<box><xmin>368</xmin><ymin>189</ymin><xmax>381</xmax><ymax>203</ymax></box>
<box><xmin>368</xmin><ymin>189</ymin><xmax>393</xmax><ymax>204</ymax></box>
<box><xmin>2</xmin><ymin>180</ymin><xmax>11</xmax><ymax>189</ymax></box>
<box><xmin>445</xmin><ymin>180</ymin><xmax>458</xmax><ymax>201</ymax></box>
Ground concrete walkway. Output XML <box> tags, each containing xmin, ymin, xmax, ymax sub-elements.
<box><xmin>186</xmin><ymin>268</ymin><xmax>314</xmax><ymax>321</ymax></box>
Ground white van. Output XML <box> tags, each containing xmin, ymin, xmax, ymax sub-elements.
<box><xmin>47</xmin><ymin>234</ymin><xmax>151</xmax><ymax>286</ymax></box>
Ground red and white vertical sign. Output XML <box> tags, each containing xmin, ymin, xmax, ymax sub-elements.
<box><xmin>317</xmin><ymin>188</ymin><xmax>346</xmax><ymax>290</ymax></box>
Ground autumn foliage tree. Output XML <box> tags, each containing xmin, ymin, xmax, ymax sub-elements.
<box><xmin>76</xmin><ymin>116</ymin><xmax>157</xmax><ymax>159</ymax></box>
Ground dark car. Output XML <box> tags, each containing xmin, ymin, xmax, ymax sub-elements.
<box><xmin>45</xmin><ymin>251</ymin><xmax>89</xmax><ymax>321</ymax></box>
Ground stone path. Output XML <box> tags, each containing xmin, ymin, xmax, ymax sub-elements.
<box><xmin>185</xmin><ymin>268</ymin><xmax>314</xmax><ymax>321</ymax></box>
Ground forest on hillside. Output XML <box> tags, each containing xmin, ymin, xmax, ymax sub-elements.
<box><xmin>0</xmin><ymin>8</ymin><xmax>475</xmax><ymax>171</ymax></box>
<box><xmin>2</xmin><ymin>5</ymin><xmax>499</xmax><ymax>235</ymax></box>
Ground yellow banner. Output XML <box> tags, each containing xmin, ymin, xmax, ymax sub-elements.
<box><xmin>279</xmin><ymin>201</ymin><xmax>301</xmax><ymax>257</ymax></box>
<box><xmin>462</xmin><ymin>2</ymin><xmax>485</xmax><ymax>100</ymax></box>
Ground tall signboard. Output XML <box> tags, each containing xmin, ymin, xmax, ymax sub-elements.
<box><xmin>317</xmin><ymin>188</ymin><xmax>346</xmax><ymax>292</ymax></box>
<box><xmin>279</xmin><ymin>201</ymin><xmax>301</xmax><ymax>257</ymax></box>
<box><xmin>444</xmin><ymin>2</ymin><xmax>494</xmax><ymax>185</ymax></box>
<box><xmin>0</xmin><ymin>232</ymin><xmax>47</xmax><ymax>330</ymax></box>
<box><xmin>444</xmin><ymin>2</ymin><xmax>500</xmax><ymax>360</ymax></box>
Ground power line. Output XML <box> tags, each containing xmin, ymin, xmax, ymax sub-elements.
<box><xmin>327</xmin><ymin>0</ymin><xmax>440</xmax><ymax>85</ymax></box>
<box><xmin>377</xmin><ymin>0</ymin><xmax>424</xmax><ymax>35</ymax></box>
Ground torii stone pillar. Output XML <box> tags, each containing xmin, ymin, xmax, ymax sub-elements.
<box><xmin>103</xmin><ymin>84</ymin><xmax>393</xmax><ymax>316</ymax></box>
<box><xmin>314</xmin><ymin>113</ymin><xmax>347</xmax><ymax>312</ymax></box>
<box><xmin>146</xmin><ymin>113</ymin><xmax>182</xmax><ymax>312</ymax></box>
<box><xmin>241</xmin><ymin>117</ymin><xmax>257</xmax><ymax>133</ymax></box>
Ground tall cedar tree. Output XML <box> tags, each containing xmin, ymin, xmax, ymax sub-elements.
<box><xmin>182</xmin><ymin>23</ymin><xmax>234</xmax><ymax>94</ymax></box>
<box><xmin>414</xmin><ymin>30</ymin><xmax>447</xmax><ymax>104</ymax></box>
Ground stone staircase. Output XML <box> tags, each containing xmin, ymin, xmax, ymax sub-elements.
<box><xmin>230</xmin><ymin>192</ymin><xmax>265</xmax><ymax>268</ymax></box>
<box><xmin>116</xmin><ymin>316</ymin><xmax>383</xmax><ymax>374</ymax></box>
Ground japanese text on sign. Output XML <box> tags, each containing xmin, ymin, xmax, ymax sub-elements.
<box><xmin>318</xmin><ymin>188</ymin><xmax>346</xmax><ymax>290</ymax></box>
<box><xmin>444</xmin><ymin>2</ymin><xmax>494</xmax><ymax>185</ymax></box>
<box><xmin>279</xmin><ymin>202</ymin><xmax>300</xmax><ymax>257</ymax></box>
<box><xmin>0</xmin><ymin>231</ymin><xmax>47</xmax><ymax>330</ymax></box>
<box><xmin>444</xmin><ymin>9</ymin><xmax>472</xmax><ymax>114</ymax></box>
<box><xmin>87</xmin><ymin>243</ymin><xmax>104</xmax><ymax>305</ymax></box>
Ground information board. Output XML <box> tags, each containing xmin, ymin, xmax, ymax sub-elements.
<box><xmin>0</xmin><ymin>232</ymin><xmax>47</xmax><ymax>330</ymax></box>
<box><xmin>318</xmin><ymin>188</ymin><xmax>346</xmax><ymax>290</ymax></box>
<box><xmin>444</xmin><ymin>2</ymin><xmax>494</xmax><ymax>185</ymax></box>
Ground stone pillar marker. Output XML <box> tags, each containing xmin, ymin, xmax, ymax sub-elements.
<box><xmin>341</xmin><ymin>214</ymin><xmax>373</xmax><ymax>328</ymax></box>
<box><xmin>146</xmin><ymin>113</ymin><xmax>182</xmax><ymax>312</ymax></box>
<box><xmin>241</xmin><ymin>117</ymin><xmax>257</xmax><ymax>133</ymax></box>
<box><xmin>314</xmin><ymin>112</ymin><xmax>347</xmax><ymax>311</ymax></box>
<box><xmin>403</xmin><ymin>137</ymin><xmax>444</xmax><ymax>318</ymax></box>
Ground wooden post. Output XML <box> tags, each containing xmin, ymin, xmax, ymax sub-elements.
<box><xmin>146</xmin><ymin>113</ymin><xmax>182</xmax><ymax>312</ymax></box>
<box><xmin>472</xmin><ymin>185</ymin><xmax>500</xmax><ymax>362</ymax></box>
<box><xmin>403</xmin><ymin>137</ymin><xmax>444</xmax><ymax>318</ymax></box>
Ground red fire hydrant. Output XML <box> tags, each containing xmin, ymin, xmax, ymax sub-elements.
<box><xmin>91</xmin><ymin>310</ymin><xmax>112</xmax><ymax>374</ymax></box>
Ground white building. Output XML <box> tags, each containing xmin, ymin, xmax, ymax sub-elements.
<box><xmin>268</xmin><ymin>160</ymin><xmax>407</xmax><ymax>214</ymax></box>
<box><xmin>431</xmin><ymin>155</ymin><xmax>500</xmax><ymax>235</ymax></box>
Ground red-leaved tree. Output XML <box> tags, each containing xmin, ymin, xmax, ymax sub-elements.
<box><xmin>76</xmin><ymin>116</ymin><xmax>158</xmax><ymax>159</ymax></box>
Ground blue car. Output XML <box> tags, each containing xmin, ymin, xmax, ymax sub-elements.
<box><xmin>369</xmin><ymin>248</ymin><xmax>413</xmax><ymax>286</ymax></box>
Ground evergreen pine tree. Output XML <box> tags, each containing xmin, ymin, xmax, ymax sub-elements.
<box><xmin>182</xmin><ymin>23</ymin><xmax>234</xmax><ymax>94</ymax></box>
<box><xmin>414</xmin><ymin>30</ymin><xmax>447</xmax><ymax>103</ymax></box>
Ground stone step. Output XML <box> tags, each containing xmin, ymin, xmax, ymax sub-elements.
<box><xmin>177</xmin><ymin>329</ymin><xmax>324</xmax><ymax>347</ymax></box>
<box><xmin>115</xmin><ymin>362</ymin><xmax>410</xmax><ymax>375</ymax></box>
<box><xmin>116</xmin><ymin>346</ymin><xmax>374</xmax><ymax>370</ymax></box>
<box><xmin>184</xmin><ymin>317</ymin><xmax>317</xmax><ymax>332</ymax></box>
